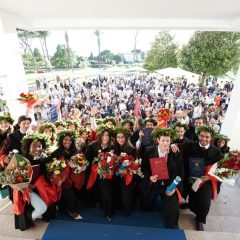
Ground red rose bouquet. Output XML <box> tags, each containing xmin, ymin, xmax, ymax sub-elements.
<box><xmin>208</xmin><ymin>151</ymin><xmax>240</xmax><ymax>185</ymax></box>
<box><xmin>18</xmin><ymin>92</ymin><xmax>39</xmax><ymax>108</ymax></box>
<box><xmin>97</xmin><ymin>151</ymin><xmax>118</xmax><ymax>179</ymax></box>
<box><xmin>69</xmin><ymin>154</ymin><xmax>89</xmax><ymax>190</ymax></box>
<box><xmin>117</xmin><ymin>153</ymin><xmax>144</xmax><ymax>186</ymax></box>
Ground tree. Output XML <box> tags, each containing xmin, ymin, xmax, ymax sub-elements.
<box><xmin>131</xmin><ymin>49</ymin><xmax>143</xmax><ymax>62</ymax></box>
<box><xmin>132</xmin><ymin>30</ymin><xmax>139</xmax><ymax>63</ymax></box>
<box><xmin>180</xmin><ymin>31</ymin><xmax>240</xmax><ymax>85</ymax></box>
<box><xmin>88</xmin><ymin>52</ymin><xmax>94</xmax><ymax>61</ymax></box>
<box><xmin>65</xmin><ymin>31</ymin><xmax>74</xmax><ymax>71</ymax></box>
<box><xmin>37</xmin><ymin>31</ymin><xmax>50</xmax><ymax>62</ymax></box>
<box><xmin>144</xmin><ymin>31</ymin><xmax>178</xmax><ymax>71</ymax></box>
<box><xmin>51</xmin><ymin>44</ymin><xmax>77</xmax><ymax>69</ymax></box>
<box><xmin>94</xmin><ymin>30</ymin><xmax>102</xmax><ymax>68</ymax></box>
<box><xmin>17</xmin><ymin>28</ymin><xmax>38</xmax><ymax>69</ymax></box>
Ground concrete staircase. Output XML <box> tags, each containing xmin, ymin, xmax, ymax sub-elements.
<box><xmin>0</xmin><ymin>182</ymin><xmax>240</xmax><ymax>240</ymax></box>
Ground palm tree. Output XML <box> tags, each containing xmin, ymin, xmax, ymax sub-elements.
<box><xmin>65</xmin><ymin>31</ymin><xmax>73</xmax><ymax>71</ymax></box>
<box><xmin>132</xmin><ymin>30</ymin><xmax>139</xmax><ymax>63</ymax></box>
<box><xmin>94</xmin><ymin>30</ymin><xmax>102</xmax><ymax>68</ymax></box>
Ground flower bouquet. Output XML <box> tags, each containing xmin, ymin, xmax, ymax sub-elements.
<box><xmin>18</xmin><ymin>92</ymin><xmax>39</xmax><ymax>108</ymax></box>
<box><xmin>69</xmin><ymin>154</ymin><xmax>89</xmax><ymax>190</ymax></box>
<box><xmin>86</xmin><ymin>151</ymin><xmax>118</xmax><ymax>189</ymax></box>
<box><xmin>0</xmin><ymin>152</ymin><xmax>32</xmax><ymax>191</ymax></box>
<box><xmin>117</xmin><ymin>153</ymin><xmax>144</xmax><ymax>186</ymax></box>
<box><xmin>157</xmin><ymin>108</ymin><xmax>172</xmax><ymax>127</ymax></box>
<box><xmin>0</xmin><ymin>151</ymin><xmax>33</xmax><ymax>215</ymax></box>
<box><xmin>97</xmin><ymin>152</ymin><xmax>118</xmax><ymax>179</ymax></box>
<box><xmin>46</xmin><ymin>158</ymin><xmax>70</xmax><ymax>186</ymax></box>
<box><xmin>208</xmin><ymin>151</ymin><xmax>240</xmax><ymax>185</ymax></box>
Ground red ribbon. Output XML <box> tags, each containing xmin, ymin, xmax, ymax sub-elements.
<box><xmin>71</xmin><ymin>172</ymin><xmax>85</xmax><ymax>190</ymax></box>
<box><xmin>86</xmin><ymin>164</ymin><xmax>98</xmax><ymax>189</ymax></box>
<box><xmin>125</xmin><ymin>174</ymin><xmax>133</xmax><ymax>186</ymax></box>
<box><xmin>34</xmin><ymin>175</ymin><xmax>61</xmax><ymax>206</ymax></box>
<box><xmin>13</xmin><ymin>188</ymin><xmax>31</xmax><ymax>215</ymax></box>
<box><xmin>197</xmin><ymin>165</ymin><xmax>219</xmax><ymax>200</ymax></box>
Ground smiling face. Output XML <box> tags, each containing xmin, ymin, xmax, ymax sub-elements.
<box><xmin>29</xmin><ymin>141</ymin><xmax>43</xmax><ymax>157</ymax></box>
<box><xmin>81</xmin><ymin>132</ymin><xmax>88</xmax><ymax>141</ymax></box>
<box><xmin>0</xmin><ymin>120</ymin><xmax>10</xmax><ymax>132</ymax></box>
<box><xmin>19</xmin><ymin>120</ymin><xmax>31</xmax><ymax>132</ymax></box>
<box><xmin>63</xmin><ymin>135</ymin><xmax>72</xmax><ymax>150</ymax></box>
<box><xmin>157</xmin><ymin>136</ymin><xmax>171</xmax><ymax>152</ymax></box>
<box><xmin>116</xmin><ymin>133</ymin><xmax>126</xmax><ymax>146</ymax></box>
<box><xmin>43</xmin><ymin>128</ymin><xmax>53</xmax><ymax>138</ymax></box>
<box><xmin>101</xmin><ymin>131</ymin><xmax>110</xmax><ymax>145</ymax></box>
<box><xmin>198</xmin><ymin>131</ymin><xmax>212</xmax><ymax>146</ymax></box>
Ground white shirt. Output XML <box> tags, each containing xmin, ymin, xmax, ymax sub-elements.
<box><xmin>199</xmin><ymin>143</ymin><xmax>210</xmax><ymax>149</ymax></box>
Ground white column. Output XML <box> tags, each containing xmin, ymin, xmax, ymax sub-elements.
<box><xmin>221</xmin><ymin>74</ymin><xmax>240</xmax><ymax>150</ymax></box>
<box><xmin>0</xmin><ymin>18</ymin><xmax>28</xmax><ymax>122</ymax></box>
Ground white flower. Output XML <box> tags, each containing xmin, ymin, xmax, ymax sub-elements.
<box><xmin>13</xmin><ymin>149</ymin><xmax>19</xmax><ymax>154</ymax></box>
<box><xmin>107</xmin><ymin>156</ymin><xmax>112</xmax><ymax>163</ymax></box>
<box><xmin>123</xmin><ymin>160</ymin><xmax>130</xmax><ymax>166</ymax></box>
<box><xmin>121</xmin><ymin>152</ymin><xmax>127</xmax><ymax>156</ymax></box>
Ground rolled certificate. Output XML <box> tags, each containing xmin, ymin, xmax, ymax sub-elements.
<box><xmin>166</xmin><ymin>176</ymin><xmax>181</xmax><ymax>193</ymax></box>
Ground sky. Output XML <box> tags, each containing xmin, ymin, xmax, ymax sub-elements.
<box><xmin>31</xmin><ymin>30</ymin><xmax>195</xmax><ymax>57</ymax></box>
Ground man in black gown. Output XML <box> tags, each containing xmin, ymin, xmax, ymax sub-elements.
<box><xmin>172</xmin><ymin>126</ymin><xmax>223</xmax><ymax>231</ymax></box>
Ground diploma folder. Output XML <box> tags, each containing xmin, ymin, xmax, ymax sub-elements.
<box><xmin>150</xmin><ymin>157</ymin><xmax>169</xmax><ymax>180</ymax></box>
<box><xmin>189</xmin><ymin>157</ymin><xmax>205</xmax><ymax>178</ymax></box>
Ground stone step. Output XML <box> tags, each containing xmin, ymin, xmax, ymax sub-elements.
<box><xmin>0</xmin><ymin>214</ymin><xmax>48</xmax><ymax>240</ymax></box>
<box><xmin>184</xmin><ymin>230</ymin><xmax>240</xmax><ymax>240</ymax></box>
<box><xmin>0</xmin><ymin>237</ymin><xmax>35</xmax><ymax>240</ymax></box>
<box><xmin>180</xmin><ymin>213</ymin><xmax>240</xmax><ymax>233</ymax></box>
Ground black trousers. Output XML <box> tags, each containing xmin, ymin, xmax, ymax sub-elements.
<box><xmin>121</xmin><ymin>180</ymin><xmax>136</xmax><ymax>216</ymax></box>
<box><xmin>189</xmin><ymin>180</ymin><xmax>212</xmax><ymax>224</ymax></box>
<box><xmin>99</xmin><ymin>179</ymin><xmax>113</xmax><ymax>218</ymax></box>
<box><xmin>140</xmin><ymin>181</ymin><xmax>179</xmax><ymax>228</ymax></box>
<box><xmin>61</xmin><ymin>187</ymin><xmax>80</xmax><ymax>213</ymax></box>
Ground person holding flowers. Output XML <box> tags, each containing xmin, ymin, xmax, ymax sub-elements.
<box><xmin>85</xmin><ymin>125</ymin><xmax>115</xmax><ymax>219</ymax></box>
<box><xmin>171</xmin><ymin>126</ymin><xmax>223</xmax><ymax>231</ymax></box>
<box><xmin>114</xmin><ymin>127</ymin><xmax>138</xmax><ymax>217</ymax></box>
<box><xmin>12</xmin><ymin>133</ymin><xmax>53</xmax><ymax>230</ymax></box>
<box><xmin>140</xmin><ymin>127</ymin><xmax>184</xmax><ymax>229</ymax></box>
<box><xmin>50</xmin><ymin>130</ymin><xmax>82</xmax><ymax>220</ymax></box>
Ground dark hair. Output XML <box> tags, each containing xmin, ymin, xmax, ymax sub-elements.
<box><xmin>21</xmin><ymin>139</ymin><xmax>47</xmax><ymax>159</ymax></box>
<box><xmin>58</xmin><ymin>133</ymin><xmax>77</xmax><ymax>153</ymax></box>
<box><xmin>18</xmin><ymin>115</ymin><xmax>32</xmax><ymax>125</ymax></box>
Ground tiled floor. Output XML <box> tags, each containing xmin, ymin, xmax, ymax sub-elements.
<box><xmin>0</xmin><ymin>182</ymin><xmax>240</xmax><ymax>239</ymax></box>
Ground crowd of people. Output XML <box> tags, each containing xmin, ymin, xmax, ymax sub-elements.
<box><xmin>0</xmin><ymin>73</ymin><xmax>234</xmax><ymax>232</ymax></box>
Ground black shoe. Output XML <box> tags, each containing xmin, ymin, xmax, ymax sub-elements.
<box><xmin>195</xmin><ymin>218</ymin><xmax>204</xmax><ymax>231</ymax></box>
<box><xmin>180</xmin><ymin>203</ymin><xmax>189</xmax><ymax>209</ymax></box>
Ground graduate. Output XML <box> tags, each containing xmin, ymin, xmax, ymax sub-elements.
<box><xmin>50</xmin><ymin>130</ymin><xmax>82</xmax><ymax>220</ymax></box>
<box><xmin>0</xmin><ymin>112</ymin><xmax>14</xmax><ymax>149</ymax></box>
<box><xmin>85</xmin><ymin>125</ymin><xmax>114</xmax><ymax>220</ymax></box>
<box><xmin>171</xmin><ymin>126</ymin><xmax>223</xmax><ymax>231</ymax></box>
<box><xmin>140</xmin><ymin>127</ymin><xmax>184</xmax><ymax>229</ymax></box>
<box><xmin>113</xmin><ymin>127</ymin><xmax>136</xmax><ymax>216</ymax></box>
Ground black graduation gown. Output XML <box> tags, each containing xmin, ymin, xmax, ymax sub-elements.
<box><xmin>140</xmin><ymin>145</ymin><xmax>184</xmax><ymax>228</ymax></box>
<box><xmin>50</xmin><ymin>147</ymin><xmax>80</xmax><ymax>214</ymax></box>
<box><xmin>4</xmin><ymin>130</ymin><xmax>26</xmax><ymax>154</ymax></box>
<box><xmin>85</xmin><ymin>141</ymin><xmax>114</xmax><ymax>217</ymax></box>
<box><xmin>185</xmin><ymin>125</ymin><xmax>199</xmax><ymax>142</ymax></box>
<box><xmin>114</xmin><ymin>144</ymin><xmax>137</xmax><ymax>216</ymax></box>
<box><xmin>179</xmin><ymin>142</ymin><xmax>223</xmax><ymax>223</ymax></box>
